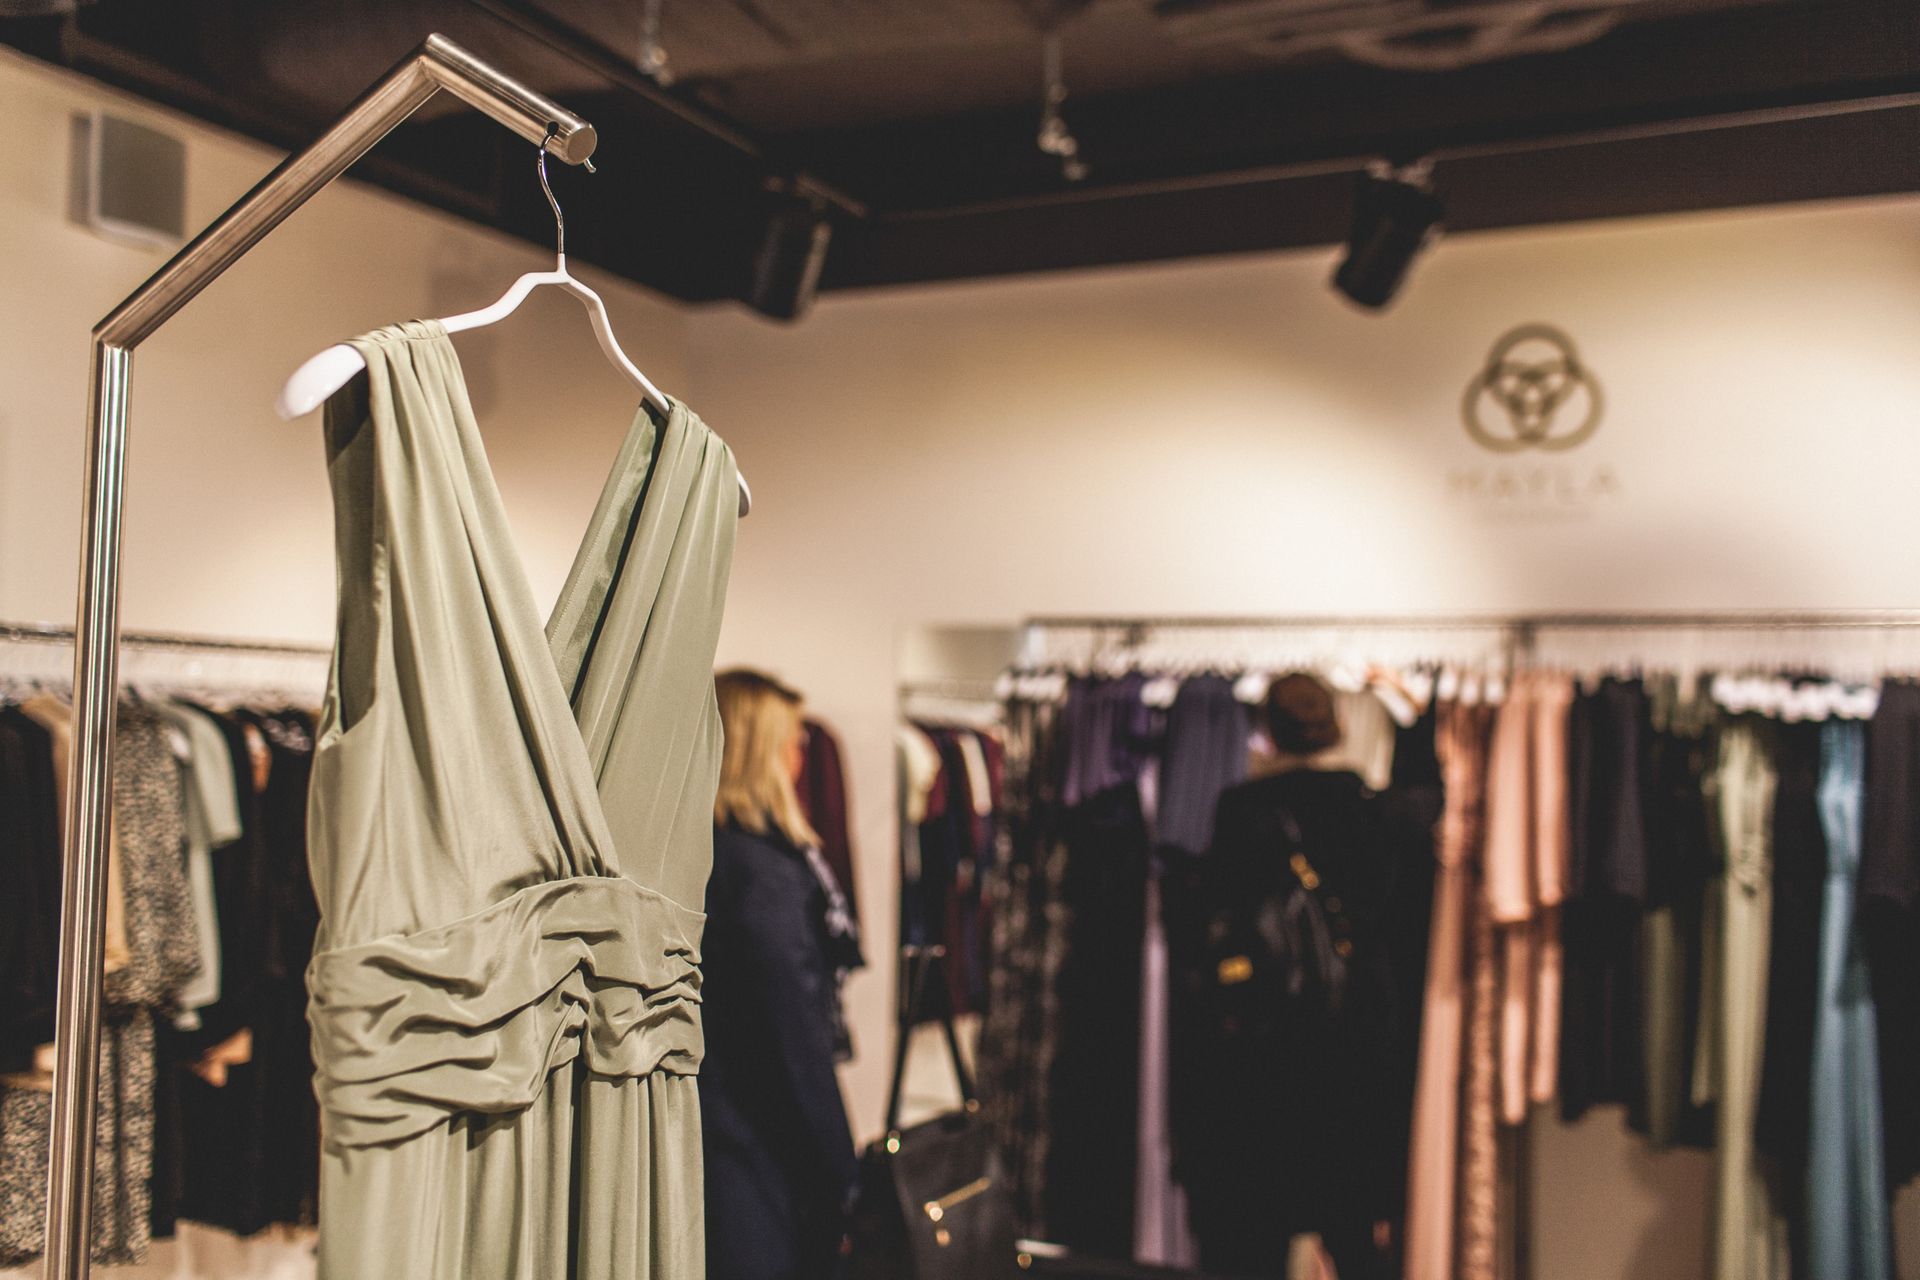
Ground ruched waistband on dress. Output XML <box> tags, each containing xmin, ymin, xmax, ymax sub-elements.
<box><xmin>306</xmin><ymin>873</ymin><xmax>705</xmax><ymax>1150</ymax></box>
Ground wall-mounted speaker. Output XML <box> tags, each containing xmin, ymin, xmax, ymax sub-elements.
<box><xmin>68</xmin><ymin>111</ymin><xmax>186</xmax><ymax>249</ymax></box>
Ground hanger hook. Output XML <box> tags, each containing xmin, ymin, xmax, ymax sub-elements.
<box><xmin>538</xmin><ymin>125</ymin><xmax>566</xmax><ymax>260</ymax></box>
<box><xmin>537</xmin><ymin>127</ymin><xmax>564</xmax><ymax>262</ymax></box>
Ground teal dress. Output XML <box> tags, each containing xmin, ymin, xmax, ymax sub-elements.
<box><xmin>306</xmin><ymin>321</ymin><xmax>738</xmax><ymax>1278</ymax></box>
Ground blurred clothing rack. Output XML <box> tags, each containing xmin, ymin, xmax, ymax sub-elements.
<box><xmin>0</xmin><ymin>619</ymin><xmax>329</xmax><ymax>657</ymax></box>
<box><xmin>0</xmin><ymin>621</ymin><xmax>329</xmax><ymax>700</ymax></box>
<box><xmin>898</xmin><ymin>679</ymin><xmax>1005</xmax><ymax>737</ymax></box>
<box><xmin>898</xmin><ymin>676</ymin><xmax>1005</xmax><ymax>702</ymax></box>
<box><xmin>1023</xmin><ymin>610</ymin><xmax>1920</xmax><ymax>633</ymax></box>
<box><xmin>1019</xmin><ymin>611</ymin><xmax>1920</xmax><ymax>682</ymax></box>
<box><xmin>1029</xmin><ymin>610</ymin><xmax>1920</xmax><ymax>633</ymax></box>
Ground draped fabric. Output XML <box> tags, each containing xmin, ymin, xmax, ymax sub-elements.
<box><xmin>309</xmin><ymin>320</ymin><xmax>736</xmax><ymax>1279</ymax></box>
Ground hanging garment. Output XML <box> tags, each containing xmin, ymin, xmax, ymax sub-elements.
<box><xmin>0</xmin><ymin>707</ymin><xmax>60</xmax><ymax>1076</ymax></box>
<box><xmin>1639</xmin><ymin>676</ymin><xmax>1717</xmax><ymax>1151</ymax></box>
<box><xmin>19</xmin><ymin>696</ymin><xmax>133</xmax><ymax>981</ymax></box>
<box><xmin>0</xmin><ymin>707</ymin><xmax>79</xmax><ymax>1259</ymax></box>
<box><xmin>0</xmin><ymin>702</ymin><xmax>196</xmax><ymax>1267</ymax></box>
<box><xmin>1137</xmin><ymin>675</ymin><xmax>1244</xmax><ymax>1267</ymax></box>
<box><xmin>798</xmin><ymin>718</ymin><xmax>860</xmax><ymax>921</ymax></box>
<box><xmin>979</xmin><ymin>693</ymin><xmax>1070</xmax><ymax>1237</ymax></box>
<box><xmin>1156</xmin><ymin>675</ymin><xmax>1250</xmax><ymax>857</ymax></box>
<box><xmin>1061</xmin><ymin>673</ymin><xmax>1155</xmax><ymax>807</ymax></box>
<box><xmin>1468</xmin><ymin>672</ymin><xmax>1574</xmax><ymax>1280</ymax></box>
<box><xmin>1404</xmin><ymin>700</ymin><xmax>1493</xmax><ymax>1280</ymax></box>
<box><xmin>1133</xmin><ymin>870</ymin><xmax>1198</xmax><ymax>1269</ymax></box>
<box><xmin>154</xmin><ymin>701</ymin><xmax>244</xmax><ymax>1019</ymax></box>
<box><xmin>1808</xmin><ymin>719</ymin><xmax>1892</xmax><ymax>1280</ymax></box>
<box><xmin>1860</xmin><ymin>681</ymin><xmax>1920</xmax><ymax>1190</ymax></box>
<box><xmin>896</xmin><ymin>723</ymin><xmax>943</xmax><ymax>948</ymax></box>
<box><xmin>1458</xmin><ymin>841</ymin><xmax>1499</xmax><ymax>1280</ymax></box>
<box><xmin>0</xmin><ymin>1010</ymin><xmax>154</xmax><ymax>1267</ymax></box>
<box><xmin>1332</xmin><ymin>688</ymin><xmax>1398</xmax><ymax>792</ymax></box>
<box><xmin>1709</xmin><ymin>720</ymin><xmax>1790</xmax><ymax>1280</ymax></box>
<box><xmin>154</xmin><ymin>705</ymin><xmax>289</xmax><ymax>1241</ymax></box>
<box><xmin>246</xmin><ymin>709</ymin><xmax>325</xmax><ymax>1232</ymax></box>
<box><xmin>1755</xmin><ymin>717</ymin><xmax>1827</xmax><ymax>1270</ymax></box>
<box><xmin>306</xmin><ymin>320</ymin><xmax>737</xmax><ymax>1279</ymax></box>
<box><xmin>914</xmin><ymin>726</ymin><xmax>987</xmax><ymax>1015</ymax></box>
<box><xmin>1480</xmin><ymin>672</ymin><xmax>1573</xmax><ymax>1127</ymax></box>
<box><xmin>1527</xmin><ymin>676</ymin><xmax>1572</xmax><ymax>1108</ymax></box>
<box><xmin>1045</xmin><ymin>782</ymin><xmax>1149</xmax><ymax>1259</ymax></box>
<box><xmin>1559</xmin><ymin>679</ymin><xmax>1651</xmax><ymax>1121</ymax></box>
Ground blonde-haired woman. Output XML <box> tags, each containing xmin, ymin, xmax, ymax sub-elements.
<box><xmin>703</xmin><ymin>670</ymin><xmax>859</xmax><ymax>1280</ymax></box>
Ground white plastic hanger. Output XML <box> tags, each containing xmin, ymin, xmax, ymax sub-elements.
<box><xmin>276</xmin><ymin>132</ymin><xmax>751</xmax><ymax>517</ymax></box>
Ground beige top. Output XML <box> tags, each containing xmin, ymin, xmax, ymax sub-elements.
<box><xmin>1479</xmin><ymin>672</ymin><xmax>1576</xmax><ymax>1125</ymax></box>
<box><xmin>1482</xmin><ymin>672</ymin><xmax>1573</xmax><ymax>922</ymax></box>
<box><xmin>21</xmin><ymin>695</ymin><xmax>131</xmax><ymax>978</ymax></box>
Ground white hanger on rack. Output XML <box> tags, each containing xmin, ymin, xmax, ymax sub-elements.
<box><xmin>276</xmin><ymin>131</ymin><xmax>752</xmax><ymax>517</ymax></box>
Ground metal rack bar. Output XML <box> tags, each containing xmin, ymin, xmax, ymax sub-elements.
<box><xmin>898</xmin><ymin>677</ymin><xmax>1004</xmax><ymax>699</ymax></box>
<box><xmin>49</xmin><ymin>35</ymin><xmax>594</xmax><ymax>1279</ymax></box>
<box><xmin>1026</xmin><ymin>613</ymin><xmax>1526</xmax><ymax>631</ymax></box>
<box><xmin>0</xmin><ymin>620</ymin><xmax>330</xmax><ymax>657</ymax></box>
<box><xmin>1024</xmin><ymin>610</ymin><xmax>1920</xmax><ymax>633</ymax></box>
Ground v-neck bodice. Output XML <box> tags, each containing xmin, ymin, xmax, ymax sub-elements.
<box><xmin>302</xmin><ymin>317</ymin><xmax>737</xmax><ymax>1268</ymax></box>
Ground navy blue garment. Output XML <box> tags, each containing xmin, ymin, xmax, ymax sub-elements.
<box><xmin>1156</xmin><ymin>675</ymin><xmax>1250</xmax><ymax>858</ymax></box>
<box><xmin>1061</xmin><ymin>674</ymin><xmax>1157</xmax><ymax>808</ymax></box>
<box><xmin>703</xmin><ymin>823</ymin><xmax>858</xmax><ymax>1280</ymax></box>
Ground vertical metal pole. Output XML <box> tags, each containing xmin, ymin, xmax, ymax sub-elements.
<box><xmin>43</xmin><ymin>340</ymin><xmax>131</xmax><ymax>1280</ymax></box>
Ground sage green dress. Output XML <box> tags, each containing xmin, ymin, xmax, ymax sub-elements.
<box><xmin>305</xmin><ymin>320</ymin><xmax>737</xmax><ymax>1278</ymax></box>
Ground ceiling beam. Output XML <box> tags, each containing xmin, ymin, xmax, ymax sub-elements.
<box><xmin>823</xmin><ymin>102</ymin><xmax>1920</xmax><ymax>289</ymax></box>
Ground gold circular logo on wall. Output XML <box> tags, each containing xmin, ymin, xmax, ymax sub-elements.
<box><xmin>1462</xmin><ymin>324</ymin><xmax>1603</xmax><ymax>452</ymax></box>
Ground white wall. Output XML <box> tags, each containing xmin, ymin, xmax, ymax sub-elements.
<box><xmin>688</xmin><ymin>194</ymin><xmax>1920</xmax><ymax>1276</ymax></box>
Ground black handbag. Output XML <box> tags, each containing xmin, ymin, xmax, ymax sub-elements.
<box><xmin>1189</xmin><ymin>807</ymin><xmax>1353</xmax><ymax>1041</ymax></box>
<box><xmin>848</xmin><ymin>947</ymin><xmax>1018</xmax><ymax>1280</ymax></box>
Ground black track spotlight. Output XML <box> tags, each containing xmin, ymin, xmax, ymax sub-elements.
<box><xmin>749</xmin><ymin>183</ymin><xmax>832</xmax><ymax>322</ymax></box>
<box><xmin>1331</xmin><ymin>161</ymin><xmax>1444</xmax><ymax>310</ymax></box>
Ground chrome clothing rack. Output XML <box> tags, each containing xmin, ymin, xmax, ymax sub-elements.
<box><xmin>49</xmin><ymin>35</ymin><xmax>594</xmax><ymax>1278</ymax></box>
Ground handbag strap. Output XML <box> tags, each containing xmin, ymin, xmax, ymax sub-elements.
<box><xmin>883</xmin><ymin>945</ymin><xmax>978</xmax><ymax>1136</ymax></box>
<box><xmin>1276</xmin><ymin>807</ymin><xmax>1324</xmax><ymax>889</ymax></box>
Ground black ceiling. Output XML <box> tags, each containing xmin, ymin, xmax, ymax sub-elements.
<box><xmin>5</xmin><ymin>0</ymin><xmax>1917</xmax><ymax>310</ymax></box>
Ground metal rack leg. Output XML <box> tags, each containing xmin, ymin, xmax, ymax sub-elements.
<box><xmin>43</xmin><ymin>340</ymin><xmax>131</xmax><ymax>1280</ymax></box>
